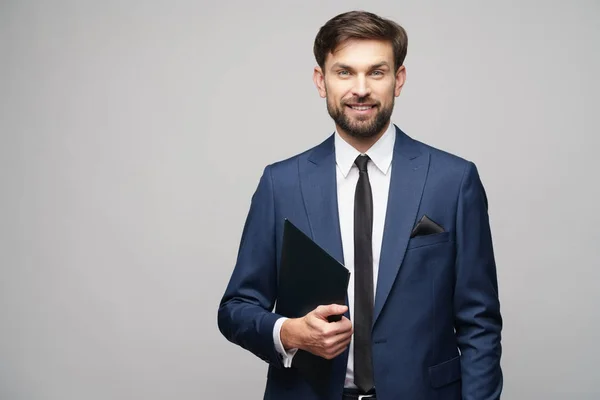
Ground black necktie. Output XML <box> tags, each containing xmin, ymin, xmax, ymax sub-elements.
<box><xmin>353</xmin><ymin>155</ymin><xmax>374</xmax><ymax>392</ymax></box>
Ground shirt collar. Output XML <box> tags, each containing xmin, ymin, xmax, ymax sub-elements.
<box><xmin>334</xmin><ymin>122</ymin><xmax>396</xmax><ymax>178</ymax></box>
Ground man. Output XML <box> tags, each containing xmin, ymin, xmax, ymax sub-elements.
<box><xmin>218</xmin><ymin>10</ymin><xmax>502</xmax><ymax>400</ymax></box>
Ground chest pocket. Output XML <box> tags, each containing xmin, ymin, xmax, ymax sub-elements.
<box><xmin>406</xmin><ymin>231</ymin><xmax>451</xmax><ymax>250</ymax></box>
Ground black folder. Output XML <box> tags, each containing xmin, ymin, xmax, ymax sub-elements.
<box><xmin>276</xmin><ymin>219</ymin><xmax>350</xmax><ymax>392</ymax></box>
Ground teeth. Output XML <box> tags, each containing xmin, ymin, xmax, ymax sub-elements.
<box><xmin>351</xmin><ymin>106</ymin><xmax>372</xmax><ymax>111</ymax></box>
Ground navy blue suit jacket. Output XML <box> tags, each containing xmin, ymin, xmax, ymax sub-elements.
<box><xmin>218</xmin><ymin>126</ymin><xmax>502</xmax><ymax>399</ymax></box>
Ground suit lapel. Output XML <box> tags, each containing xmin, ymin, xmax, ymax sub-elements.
<box><xmin>298</xmin><ymin>135</ymin><xmax>345</xmax><ymax>269</ymax></box>
<box><xmin>373</xmin><ymin>127</ymin><xmax>430</xmax><ymax>325</ymax></box>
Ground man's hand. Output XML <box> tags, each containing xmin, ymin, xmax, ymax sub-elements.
<box><xmin>280</xmin><ymin>304</ymin><xmax>353</xmax><ymax>360</ymax></box>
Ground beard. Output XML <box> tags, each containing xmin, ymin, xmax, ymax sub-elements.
<box><xmin>326</xmin><ymin>94</ymin><xmax>394</xmax><ymax>139</ymax></box>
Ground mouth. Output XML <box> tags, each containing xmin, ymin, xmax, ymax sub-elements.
<box><xmin>345</xmin><ymin>104</ymin><xmax>377</xmax><ymax>114</ymax></box>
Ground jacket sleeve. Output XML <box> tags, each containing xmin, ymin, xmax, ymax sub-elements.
<box><xmin>454</xmin><ymin>162</ymin><xmax>503</xmax><ymax>399</ymax></box>
<box><xmin>217</xmin><ymin>165</ymin><xmax>284</xmax><ymax>368</ymax></box>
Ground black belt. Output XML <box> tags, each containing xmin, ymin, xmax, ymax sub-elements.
<box><xmin>342</xmin><ymin>388</ymin><xmax>376</xmax><ymax>400</ymax></box>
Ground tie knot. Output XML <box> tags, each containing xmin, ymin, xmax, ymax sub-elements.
<box><xmin>355</xmin><ymin>155</ymin><xmax>370</xmax><ymax>172</ymax></box>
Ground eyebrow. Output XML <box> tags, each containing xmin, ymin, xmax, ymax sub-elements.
<box><xmin>330</xmin><ymin>61</ymin><xmax>391</xmax><ymax>71</ymax></box>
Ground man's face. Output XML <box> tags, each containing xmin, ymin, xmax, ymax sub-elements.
<box><xmin>314</xmin><ymin>39</ymin><xmax>405</xmax><ymax>139</ymax></box>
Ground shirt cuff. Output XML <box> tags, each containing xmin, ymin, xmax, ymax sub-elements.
<box><xmin>273</xmin><ymin>317</ymin><xmax>298</xmax><ymax>368</ymax></box>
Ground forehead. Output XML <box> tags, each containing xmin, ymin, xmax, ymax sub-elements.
<box><xmin>325</xmin><ymin>39</ymin><xmax>394</xmax><ymax>69</ymax></box>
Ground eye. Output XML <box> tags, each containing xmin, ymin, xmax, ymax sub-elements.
<box><xmin>337</xmin><ymin>70</ymin><xmax>350</xmax><ymax>77</ymax></box>
<box><xmin>371</xmin><ymin>70</ymin><xmax>384</xmax><ymax>76</ymax></box>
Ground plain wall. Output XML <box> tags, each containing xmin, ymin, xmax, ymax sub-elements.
<box><xmin>1</xmin><ymin>0</ymin><xmax>599</xmax><ymax>398</ymax></box>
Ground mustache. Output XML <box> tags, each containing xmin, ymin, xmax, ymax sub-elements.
<box><xmin>342</xmin><ymin>97</ymin><xmax>379</xmax><ymax>106</ymax></box>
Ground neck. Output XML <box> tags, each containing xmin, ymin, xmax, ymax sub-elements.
<box><xmin>336</xmin><ymin>121</ymin><xmax>391</xmax><ymax>153</ymax></box>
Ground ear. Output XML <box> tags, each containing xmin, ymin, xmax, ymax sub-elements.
<box><xmin>313</xmin><ymin>66</ymin><xmax>327</xmax><ymax>98</ymax></box>
<box><xmin>394</xmin><ymin>65</ymin><xmax>406</xmax><ymax>97</ymax></box>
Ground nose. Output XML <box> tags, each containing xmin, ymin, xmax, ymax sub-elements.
<box><xmin>352</xmin><ymin>75</ymin><xmax>371</xmax><ymax>98</ymax></box>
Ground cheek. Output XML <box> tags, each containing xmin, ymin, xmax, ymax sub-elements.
<box><xmin>374</xmin><ymin>83</ymin><xmax>396</xmax><ymax>101</ymax></box>
<box><xmin>326</xmin><ymin>92</ymin><xmax>346</xmax><ymax>107</ymax></box>
<box><xmin>325</xmin><ymin>81</ymin><xmax>352</xmax><ymax>100</ymax></box>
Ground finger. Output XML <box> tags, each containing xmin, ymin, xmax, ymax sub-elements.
<box><xmin>328</xmin><ymin>337</ymin><xmax>352</xmax><ymax>359</ymax></box>
<box><xmin>321</xmin><ymin>317</ymin><xmax>353</xmax><ymax>336</ymax></box>
<box><xmin>326</xmin><ymin>334</ymin><xmax>352</xmax><ymax>350</ymax></box>
<box><xmin>305</xmin><ymin>312</ymin><xmax>329</xmax><ymax>331</ymax></box>
<box><xmin>307</xmin><ymin>313</ymin><xmax>352</xmax><ymax>339</ymax></box>
<box><xmin>336</xmin><ymin>317</ymin><xmax>353</xmax><ymax>332</ymax></box>
<box><xmin>314</xmin><ymin>304</ymin><xmax>348</xmax><ymax>319</ymax></box>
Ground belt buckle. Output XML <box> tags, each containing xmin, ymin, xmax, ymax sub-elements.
<box><xmin>358</xmin><ymin>395</ymin><xmax>375</xmax><ymax>400</ymax></box>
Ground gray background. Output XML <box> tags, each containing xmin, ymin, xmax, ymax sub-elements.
<box><xmin>1</xmin><ymin>0</ymin><xmax>599</xmax><ymax>399</ymax></box>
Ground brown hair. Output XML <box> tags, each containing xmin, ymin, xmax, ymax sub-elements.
<box><xmin>313</xmin><ymin>11</ymin><xmax>408</xmax><ymax>71</ymax></box>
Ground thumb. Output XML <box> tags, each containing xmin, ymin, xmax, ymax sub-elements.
<box><xmin>314</xmin><ymin>304</ymin><xmax>348</xmax><ymax>318</ymax></box>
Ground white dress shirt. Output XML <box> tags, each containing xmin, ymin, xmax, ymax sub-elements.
<box><xmin>273</xmin><ymin>122</ymin><xmax>396</xmax><ymax>388</ymax></box>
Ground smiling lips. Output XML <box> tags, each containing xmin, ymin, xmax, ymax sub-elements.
<box><xmin>346</xmin><ymin>103</ymin><xmax>377</xmax><ymax>112</ymax></box>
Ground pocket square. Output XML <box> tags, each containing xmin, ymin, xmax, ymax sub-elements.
<box><xmin>410</xmin><ymin>215</ymin><xmax>445</xmax><ymax>238</ymax></box>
